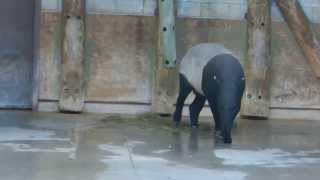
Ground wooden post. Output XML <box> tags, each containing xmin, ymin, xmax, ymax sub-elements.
<box><xmin>276</xmin><ymin>0</ymin><xmax>320</xmax><ymax>78</ymax></box>
<box><xmin>32</xmin><ymin>0</ymin><xmax>41</xmax><ymax>111</ymax></box>
<box><xmin>151</xmin><ymin>0</ymin><xmax>178</xmax><ymax>114</ymax></box>
<box><xmin>241</xmin><ymin>0</ymin><xmax>271</xmax><ymax>118</ymax></box>
<box><xmin>59</xmin><ymin>0</ymin><xmax>86</xmax><ymax>112</ymax></box>
<box><xmin>157</xmin><ymin>0</ymin><xmax>177</xmax><ymax>68</ymax></box>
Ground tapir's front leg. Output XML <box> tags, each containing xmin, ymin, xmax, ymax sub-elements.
<box><xmin>207</xmin><ymin>98</ymin><xmax>224</xmax><ymax>142</ymax></box>
<box><xmin>189</xmin><ymin>92</ymin><xmax>206</xmax><ymax>127</ymax></box>
<box><xmin>218</xmin><ymin>107</ymin><xmax>240</xmax><ymax>144</ymax></box>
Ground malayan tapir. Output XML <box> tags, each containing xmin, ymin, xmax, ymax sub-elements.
<box><xmin>173</xmin><ymin>43</ymin><xmax>245</xmax><ymax>144</ymax></box>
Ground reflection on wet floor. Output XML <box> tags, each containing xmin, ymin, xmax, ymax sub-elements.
<box><xmin>0</xmin><ymin>111</ymin><xmax>320</xmax><ymax>180</ymax></box>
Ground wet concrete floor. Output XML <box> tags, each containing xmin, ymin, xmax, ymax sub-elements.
<box><xmin>0</xmin><ymin>110</ymin><xmax>320</xmax><ymax>180</ymax></box>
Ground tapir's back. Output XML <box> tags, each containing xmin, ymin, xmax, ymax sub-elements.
<box><xmin>179</xmin><ymin>43</ymin><xmax>235</xmax><ymax>95</ymax></box>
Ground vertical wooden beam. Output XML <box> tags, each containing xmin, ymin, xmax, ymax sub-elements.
<box><xmin>32</xmin><ymin>0</ymin><xmax>41</xmax><ymax>111</ymax></box>
<box><xmin>241</xmin><ymin>0</ymin><xmax>271</xmax><ymax>118</ymax></box>
<box><xmin>151</xmin><ymin>0</ymin><xmax>178</xmax><ymax>114</ymax></box>
<box><xmin>59</xmin><ymin>0</ymin><xmax>86</xmax><ymax>112</ymax></box>
<box><xmin>158</xmin><ymin>0</ymin><xmax>177</xmax><ymax>68</ymax></box>
<box><xmin>276</xmin><ymin>0</ymin><xmax>320</xmax><ymax>78</ymax></box>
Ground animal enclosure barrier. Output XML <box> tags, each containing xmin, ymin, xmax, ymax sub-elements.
<box><xmin>35</xmin><ymin>0</ymin><xmax>320</xmax><ymax>120</ymax></box>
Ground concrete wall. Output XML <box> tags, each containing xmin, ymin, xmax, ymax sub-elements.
<box><xmin>0</xmin><ymin>1</ymin><xmax>35</xmax><ymax>108</ymax></box>
<box><xmin>38</xmin><ymin>0</ymin><xmax>320</xmax><ymax>120</ymax></box>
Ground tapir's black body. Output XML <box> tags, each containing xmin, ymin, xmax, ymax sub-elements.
<box><xmin>173</xmin><ymin>53</ymin><xmax>245</xmax><ymax>144</ymax></box>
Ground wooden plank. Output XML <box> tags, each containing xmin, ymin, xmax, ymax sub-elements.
<box><xmin>59</xmin><ymin>0</ymin><xmax>86</xmax><ymax>112</ymax></box>
<box><xmin>276</xmin><ymin>0</ymin><xmax>320</xmax><ymax>78</ymax></box>
<box><xmin>85</xmin><ymin>16</ymin><xmax>155</xmax><ymax>103</ymax></box>
<box><xmin>241</xmin><ymin>0</ymin><xmax>271</xmax><ymax>118</ymax></box>
<box><xmin>32</xmin><ymin>0</ymin><xmax>41</xmax><ymax>111</ymax></box>
<box><xmin>158</xmin><ymin>0</ymin><xmax>177</xmax><ymax>68</ymax></box>
<box><xmin>151</xmin><ymin>1</ymin><xmax>178</xmax><ymax>114</ymax></box>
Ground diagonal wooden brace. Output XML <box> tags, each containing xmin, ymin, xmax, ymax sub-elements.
<box><xmin>276</xmin><ymin>0</ymin><xmax>320</xmax><ymax>78</ymax></box>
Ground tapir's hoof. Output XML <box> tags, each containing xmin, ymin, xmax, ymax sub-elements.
<box><xmin>214</xmin><ymin>130</ymin><xmax>223</xmax><ymax>143</ymax></box>
<box><xmin>214</xmin><ymin>130</ymin><xmax>222</xmax><ymax>137</ymax></box>
<box><xmin>215</xmin><ymin>137</ymin><xmax>232</xmax><ymax>144</ymax></box>
<box><xmin>223</xmin><ymin>137</ymin><xmax>232</xmax><ymax>144</ymax></box>
<box><xmin>214</xmin><ymin>130</ymin><xmax>232</xmax><ymax>144</ymax></box>
<box><xmin>190</xmin><ymin>124</ymin><xmax>199</xmax><ymax>129</ymax></box>
<box><xmin>173</xmin><ymin>121</ymin><xmax>180</xmax><ymax>128</ymax></box>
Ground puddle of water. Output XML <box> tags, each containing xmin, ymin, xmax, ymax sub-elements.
<box><xmin>0</xmin><ymin>127</ymin><xmax>75</xmax><ymax>157</ymax></box>
<box><xmin>215</xmin><ymin>148</ymin><xmax>320</xmax><ymax>168</ymax></box>
<box><xmin>152</xmin><ymin>149</ymin><xmax>172</xmax><ymax>154</ymax></box>
<box><xmin>0</xmin><ymin>143</ymin><xmax>75</xmax><ymax>153</ymax></box>
<box><xmin>0</xmin><ymin>127</ymin><xmax>69</xmax><ymax>142</ymax></box>
<box><xmin>98</xmin><ymin>142</ymin><xmax>247</xmax><ymax>180</ymax></box>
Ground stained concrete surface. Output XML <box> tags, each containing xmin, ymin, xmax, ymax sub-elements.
<box><xmin>0</xmin><ymin>110</ymin><xmax>320</xmax><ymax>180</ymax></box>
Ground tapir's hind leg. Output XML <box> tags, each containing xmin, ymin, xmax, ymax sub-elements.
<box><xmin>173</xmin><ymin>74</ymin><xmax>192</xmax><ymax>126</ymax></box>
<box><xmin>189</xmin><ymin>92</ymin><xmax>206</xmax><ymax>127</ymax></box>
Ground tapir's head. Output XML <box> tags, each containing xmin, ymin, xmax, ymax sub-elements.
<box><xmin>212</xmin><ymin>54</ymin><xmax>245</xmax><ymax>109</ymax></box>
<box><xmin>216</xmin><ymin>76</ymin><xmax>245</xmax><ymax>144</ymax></box>
<box><xmin>213</xmin><ymin>55</ymin><xmax>245</xmax><ymax>143</ymax></box>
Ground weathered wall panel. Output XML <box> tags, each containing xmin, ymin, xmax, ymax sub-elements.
<box><xmin>85</xmin><ymin>15</ymin><xmax>156</xmax><ymax>103</ymax></box>
<box><xmin>0</xmin><ymin>1</ymin><xmax>35</xmax><ymax>108</ymax></box>
<box><xmin>270</xmin><ymin>23</ymin><xmax>320</xmax><ymax>108</ymax></box>
<box><xmin>39</xmin><ymin>13</ymin><xmax>62</xmax><ymax>100</ymax></box>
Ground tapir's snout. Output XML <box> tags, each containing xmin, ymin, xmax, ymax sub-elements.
<box><xmin>216</xmin><ymin>107</ymin><xmax>239</xmax><ymax>144</ymax></box>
